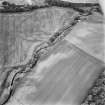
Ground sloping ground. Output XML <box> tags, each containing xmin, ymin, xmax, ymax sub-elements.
<box><xmin>0</xmin><ymin>7</ymin><xmax>76</xmax><ymax>67</ymax></box>
<box><xmin>7</xmin><ymin>40</ymin><xmax>104</xmax><ymax>105</ymax></box>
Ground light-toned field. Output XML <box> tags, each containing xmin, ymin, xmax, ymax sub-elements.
<box><xmin>9</xmin><ymin>40</ymin><xmax>104</xmax><ymax>105</ymax></box>
<box><xmin>66</xmin><ymin>20</ymin><xmax>105</xmax><ymax>62</ymax></box>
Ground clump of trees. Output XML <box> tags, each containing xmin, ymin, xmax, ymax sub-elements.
<box><xmin>82</xmin><ymin>71</ymin><xmax>105</xmax><ymax>105</ymax></box>
<box><xmin>1</xmin><ymin>1</ymin><xmax>32</xmax><ymax>12</ymax></box>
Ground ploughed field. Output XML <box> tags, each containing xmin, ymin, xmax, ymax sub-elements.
<box><xmin>10</xmin><ymin>40</ymin><xmax>104</xmax><ymax>105</ymax></box>
<box><xmin>0</xmin><ymin>5</ymin><xmax>104</xmax><ymax>105</ymax></box>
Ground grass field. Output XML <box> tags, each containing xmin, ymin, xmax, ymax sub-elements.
<box><xmin>8</xmin><ymin>40</ymin><xmax>104</xmax><ymax>105</ymax></box>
